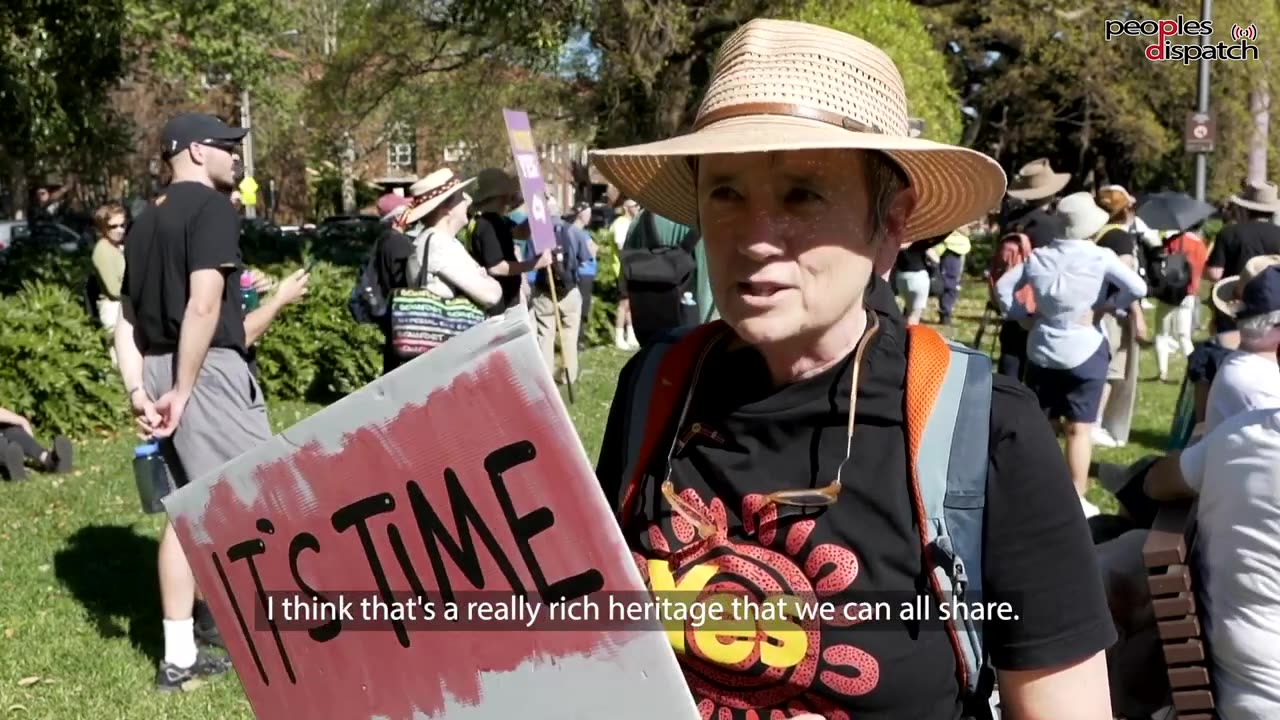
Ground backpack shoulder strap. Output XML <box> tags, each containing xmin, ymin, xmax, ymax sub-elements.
<box><xmin>904</xmin><ymin>324</ymin><xmax>995</xmax><ymax>710</ymax></box>
<box><xmin>616</xmin><ymin>320</ymin><xmax>727</xmax><ymax>522</ymax></box>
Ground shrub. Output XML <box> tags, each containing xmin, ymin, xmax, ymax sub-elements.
<box><xmin>252</xmin><ymin>260</ymin><xmax>383</xmax><ymax>403</ymax></box>
<box><xmin>584</xmin><ymin>231</ymin><xmax>620</xmax><ymax>347</ymax></box>
<box><xmin>0</xmin><ymin>280</ymin><xmax>126</xmax><ymax>437</ymax></box>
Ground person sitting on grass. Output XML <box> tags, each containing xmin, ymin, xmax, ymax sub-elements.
<box><xmin>0</xmin><ymin>406</ymin><xmax>73</xmax><ymax>481</ymax></box>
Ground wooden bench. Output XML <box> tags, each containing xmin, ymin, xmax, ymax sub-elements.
<box><xmin>1142</xmin><ymin>499</ymin><xmax>1217</xmax><ymax>720</ymax></box>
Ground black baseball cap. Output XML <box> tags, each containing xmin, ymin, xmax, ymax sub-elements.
<box><xmin>161</xmin><ymin>113</ymin><xmax>247</xmax><ymax>159</ymax></box>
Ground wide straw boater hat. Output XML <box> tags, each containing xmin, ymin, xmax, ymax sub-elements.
<box><xmin>1212</xmin><ymin>254</ymin><xmax>1280</xmax><ymax>318</ymax></box>
<box><xmin>1007</xmin><ymin>158</ymin><xmax>1071</xmax><ymax>202</ymax></box>
<box><xmin>589</xmin><ymin>19</ymin><xmax>1006</xmax><ymax>243</ymax></box>
<box><xmin>398</xmin><ymin>168</ymin><xmax>475</xmax><ymax>226</ymax></box>
<box><xmin>1228</xmin><ymin>180</ymin><xmax>1280</xmax><ymax>214</ymax></box>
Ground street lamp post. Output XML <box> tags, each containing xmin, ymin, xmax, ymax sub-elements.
<box><xmin>1194</xmin><ymin>0</ymin><xmax>1212</xmax><ymax>202</ymax></box>
<box><xmin>240</xmin><ymin>88</ymin><xmax>256</xmax><ymax>219</ymax></box>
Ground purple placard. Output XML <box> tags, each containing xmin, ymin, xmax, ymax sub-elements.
<box><xmin>502</xmin><ymin>109</ymin><xmax>557</xmax><ymax>254</ymax></box>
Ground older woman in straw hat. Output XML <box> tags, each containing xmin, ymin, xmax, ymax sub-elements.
<box><xmin>592</xmin><ymin>18</ymin><xmax>1114</xmax><ymax>720</ymax></box>
<box><xmin>373</xmin><ymin>168</ymin><xmax>502</xmax><ymax>374</ymax></box>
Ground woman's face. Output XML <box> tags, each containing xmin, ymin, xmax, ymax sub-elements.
<box><xmin>104</xmin><ymin>214</ymin><xmax>126</xmax><ymax>245</ymax></box>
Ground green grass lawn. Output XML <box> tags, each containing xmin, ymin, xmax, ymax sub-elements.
<box><xmin>0</xmin><ymin>283</ymin><xmax>1189</xmax><ymax>718</ymax></box>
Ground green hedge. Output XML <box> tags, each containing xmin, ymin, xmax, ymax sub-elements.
<box><xmin>0</xmin><ymin>226</ymin><xmax>630</xmax><ymax>439</ymax></box>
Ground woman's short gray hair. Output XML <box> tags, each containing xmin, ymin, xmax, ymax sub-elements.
<box><xmin>1239</xmin><ymin>309</ymin><xmax>1280</xmax><ymax>347</ymax></box>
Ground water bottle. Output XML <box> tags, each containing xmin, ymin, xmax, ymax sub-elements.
<box><xmin>133</xmin><ymin>442</ymin><xmax>172</xmax><ymax>514</ymax></box>
<box><xmin>240</xmin><ymin>272</ymin><xmax>259</xmax><ymax>312</ymax></box>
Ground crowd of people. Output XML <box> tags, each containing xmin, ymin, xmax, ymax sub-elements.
<box><xmin>5</xmin><ymin>14</ymin><xmax>1280</xmax><ymax>720</ymax></box>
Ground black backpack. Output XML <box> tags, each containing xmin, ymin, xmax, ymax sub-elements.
<box><xmin>534</xmin><ymin>222</ymin><xmax>578</xmax><ymax>296</ymax></box>
<box><xmin>621</xmin><ymin>211</ymin><xmax>700</xmax><ymax>346</ymax></box>
<box><xmin>1144</xmin><ymin>237</ymin><xmax>1192</xmax><ymax>305</ymax></box>
<box><xmin>348</xmin><ymin>230</ymin><xmax>390</xmax><ymax>324</ymax></box>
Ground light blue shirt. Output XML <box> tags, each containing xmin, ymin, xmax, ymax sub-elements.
<box><xmin>996</xmin><ymin>239</ymin><xmax>1147</xmax><ymax>370</ymax></box>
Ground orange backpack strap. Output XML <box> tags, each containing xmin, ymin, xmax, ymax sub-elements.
<box><xmin>615</xmin><ymin>321</ymin><xmax>727</xmax><ymax>524</ymax></box>
<box><xmin>905</xmin><ymin>324</ymin><xmax>996</xmax><ymax>713</ymax></box>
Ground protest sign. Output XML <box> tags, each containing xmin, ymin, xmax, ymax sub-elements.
<box><xmin>502</xmin><ymin>109</ymin><xmax>557</xmax><ymax>254</ymax></box>
<box><xmin>162</xmin><ymin>307</ymin><xmax>699</xmax><ymax>720</ymax></box>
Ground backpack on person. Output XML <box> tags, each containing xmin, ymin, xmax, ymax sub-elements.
<box><xmin>1143</xmin><ymin>234</ymin><xmax>1192</xmax><ymax>306</ymax></box>
<box><xmin>621</xmin><ymin>211</ymin><xmax>701</xmax><ymax>345</ymax></box>
<box><xmin>613</xmin><ymin>321</ymin><xmax>998</xmax><ymax>719</ymax></box>
<box><xmin>534</xmin><ymin>222</ymin><xmax>579</xmax><ymax>296</ymax></box>
<box><xmin>987</xmin><ymin>232</ymin><xmax>1035</xmax><ymax>314</ymax></box>
<box><xmin>349</xmin><ymin>231</ymin><xmax>390</xmax><ymax>325</ymax></box>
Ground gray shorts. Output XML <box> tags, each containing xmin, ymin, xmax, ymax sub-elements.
<box><xmin>143</xmin><ymin>348</ymin><xmax>271</xmax><ymax>488</ymax></box>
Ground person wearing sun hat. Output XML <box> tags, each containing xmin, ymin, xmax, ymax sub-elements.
<box><xmin>469</xmin><ymin>168</ymin><xmax>552</xmax><ymax>312</ymax></box>
<box><xmin>1201</xmin><ymin>255</ymin><xmax>1280</xmax><ymax>434</ymax></box>
<box><xmin>371</xmin><ymin>168</ymin><xmax>503</xmax><ymax>374</ymax></box>
<box><xmin>994</xmin><ymin>158</ymin><xmax>1070</xmax><ymax>379</ymax></box>
<box><xmin>996</xmin><ymin>191</ymin><xmax>1147</xmax><ymax>509</ymax></box>
<box><xmin>591</xmin><ymin>18</ymin><xmax>1115</xmax><ymax>720</ymax></box>
<box><xmin>1206</xmin><ymin>181</ymin><xmax>1280</xmax><ymax>335</ymax></box>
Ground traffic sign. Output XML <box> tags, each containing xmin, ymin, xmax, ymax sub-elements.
<box><xmin>1184</xmin><ymin>113</ymin><xmax>1216</xmax><ymax>153</ymax></box>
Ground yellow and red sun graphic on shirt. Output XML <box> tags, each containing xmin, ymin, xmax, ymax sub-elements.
<box><xmin>632</xmin><ymin>488</ymin><xmax>880</xmax><ymax>720</ymax></box>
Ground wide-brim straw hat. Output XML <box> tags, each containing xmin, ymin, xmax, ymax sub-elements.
<box><xmin>589</xmin><ymin>19</ymin><xmax>1006</xmax><ymax>243</ymax></box>
<box><xmin>1212</xmin><ymin>254</ymin><xmax>1280</xmax><ymax>318</ymax></box>
<box><xmin>1056</xmin><ymin>191</ymin><xmax>1109</xmax><ymax>240</ymax></box>
<box><xmin>1228</xmin><ymin>181</ymin><xmax>1280</xmax><ymax>214</ymax></box>
<box><xmin>399</xmin><ymin>169</ymin><xmax>475</xmax><ymax>227</ymax></box>
<box><xmin>1007</xmin><ymin>158</ymin><xmax>1071</xmax><ymax>201</ymax></box>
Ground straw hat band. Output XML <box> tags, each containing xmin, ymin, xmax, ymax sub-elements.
<box><xmin>409</xmin><ymin>177</ymin><xmax>464</xmax><ymax>206</ymax></box>
<box><xmin>695</xmin><ymin>102</ymin><xmax>886</xmax><ymax>135</ymax></box>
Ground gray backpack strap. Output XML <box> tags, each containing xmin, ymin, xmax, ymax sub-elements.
<box><xmin>911</xmin><ymin>330</ymin><xmax>994</xmax><ymax>712</ymax></box>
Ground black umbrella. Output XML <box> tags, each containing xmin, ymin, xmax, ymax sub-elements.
<box><xmin>1137</xmin><ymin>191</ymin><xmax>1216</xmax><ymax>232</ymax></box>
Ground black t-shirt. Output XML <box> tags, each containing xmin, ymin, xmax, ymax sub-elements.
<box><xmin>595</xmin><ymin>277</ymin><xmax>1116</xmax><ymax>719</ymax></box>
<box><xmin>895</xmin><ymin>237</ymin><xmax>945</xmax><ymax>274</ymax></box>
<box><xmin>471</xmin><ymin>212</ymin><xmax>522</xmax><ymax>309</ymax></box>
<box><xmin>121</xmin><ymin>182</ymin><xmax>246</xmax><ymax>357</ymax></box>
<box><xmin>1207</xmin><ymin>220</ymin><xmax>1280</xmax><ymax>277</ymax></box>
<box><xmin>1002</xmin><ymin>205</ymin><xmax>1064</xmax><ymax>249</ymax></box>
<box><xmin>1097</xmin><ymin>227</ymin><xmax>1138</xmax><ymax>299</ymax></box>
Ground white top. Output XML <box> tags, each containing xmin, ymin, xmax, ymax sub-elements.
<box><xmin>1180</xmin><ymin>407</ymin><xmax>1280</xmax><ymax>720</ymax></box>
<box><xmin>1205</xmin><ymin>352</ymin><xmax>1280</xmax><ymax>434</ymax></box>
<box><xmin>610</xmin><ymin>216</ymin><xmax>632</xmax><ymax>249</ymax></box>
<box><xmin>412</xmin><ymin>229</ymin><xmax>484</xmax><ymax>299</ymax></box>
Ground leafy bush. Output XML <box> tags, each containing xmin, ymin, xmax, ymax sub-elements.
<box><xmin>584</xmin><ymin>231</ymin><xmax>620</xmax><ymax>347</ymax></box>
<box><xmin>253</xmin><ymin>260</ymin><xmax>383</xmax><ymax>402</ymax></box>
<box><xmin>0</xmin><ymin>281</ymin><xmax>126</xmax><ymax>437</ymax></box>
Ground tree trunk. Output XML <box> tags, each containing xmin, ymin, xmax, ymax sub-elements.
<box><xmin>1247</xmin><ymin>85</ymin><xmax>1269</xmax><ymax>186</ymax></box>
<box><xmin>340</xmin><ymin>132</ymin><xmax>356</xmax><ymax>215</ymax></box>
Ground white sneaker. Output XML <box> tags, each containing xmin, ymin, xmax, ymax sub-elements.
<box><xmin>1080</xmin><ymin>496</ymin><xmax>1101</xmax><ymax>518</ymax></box>
<box><xmin>1091</xmin><ymin>426</ymin><xmax>1119</xmax><ymax>448</ymax></box>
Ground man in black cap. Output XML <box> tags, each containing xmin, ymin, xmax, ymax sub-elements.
<box><xmin>112</xmin><ymin>113</ymin><xmax>310</xmax><ymax>691</ymax></box>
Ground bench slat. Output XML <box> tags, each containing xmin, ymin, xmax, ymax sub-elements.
<box><xmin>1153</xmin><ymin>592</ymin><xmax>1197</xmax><ymax>619</ymax></box>
<box><xmin>1162</xmin><ymin>638</ymin><xmax>1206</xmax><ymax>665</ymax></box>
<box><xmin>1168</xmin><ymin>666</ymin><xmax>1211</xmax><ymax>688</ymax></box>
<box><xmin>1143</xmin><ymin>500</ymin><xmax>1194</xmax><ymax>568</ymax></box>
<box><xmin>1172</xmin><ymin>689</ymin><xmax>1215</xmax><ymax>711</ymax></box>
<box><xmin>1148</xmin><ymin>565</ymin><xmax>1192</xmax><ymax>596</ymax></box>
<box><xmin>1158</xmin><ymin>617</ymin><xmax>1201</xmax><ymax>641</ymax></box>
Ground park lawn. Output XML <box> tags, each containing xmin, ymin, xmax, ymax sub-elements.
<box><xmin>0</xmin><ymin>283</ymin><xmax>1187</xmax><ymax>718</ymax></box>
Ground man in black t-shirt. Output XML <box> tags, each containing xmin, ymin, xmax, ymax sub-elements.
<box><xmin>591</xmin><ymin>22</ymin><xmax>1114</xmax><ymax>719</ymax></box>
<box><xmin>467</xmin><ymin>168</ymin><xmax>550</xmax><ymax>312</ymax></box>
<box><xmin>113</xmin><ymin>113</ymin><xmax>310</xmax><ymax>692</ymax></box>
<box><xmin>1206</xmin><ymin>181</ymin><xmax>1280</xmax><ymax>334</ymax></box>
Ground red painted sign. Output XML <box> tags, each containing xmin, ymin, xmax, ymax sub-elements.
<box><xmin>163</xmin><ymin>311</ymin><xmax>698</xmax><ymax>719</ymax></box>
